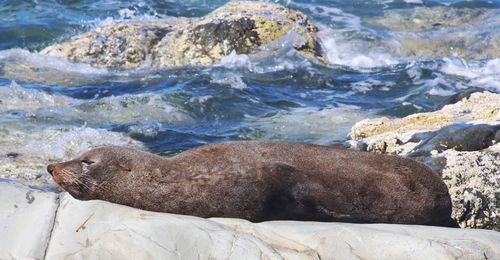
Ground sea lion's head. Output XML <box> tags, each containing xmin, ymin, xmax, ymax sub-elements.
<box><xmin>47</xmin><ymin>146</ymin><xmax>142</xmax><ymax>200</ymax></box>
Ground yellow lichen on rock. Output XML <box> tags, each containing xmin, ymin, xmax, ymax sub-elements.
<box><xmin>41</xmin><ymin>1</ymin><xmax>324</xmax><ymax>69</ymax></box>
<box><xmin>351</xmin><ymin>92</ymin><xmax>500</xmax><ymax>140</ymax></box>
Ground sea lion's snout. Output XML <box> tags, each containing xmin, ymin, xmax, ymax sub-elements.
<box><xmin>47</xmin><ymin>164</ymin><xmax>56</xmax><ymax>176</ymax></box>
<box><xmin>47</xmin><ymin>160</ymin><xmax>92</xmax><ymax>200</ymax></box>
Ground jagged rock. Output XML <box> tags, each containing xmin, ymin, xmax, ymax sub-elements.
<box><xmin>41</xmin><ymin>2</ymin><xmax>323</xmax><ymax>69</ymax></box>
<box><xmin>349</xmin><ymin>92</ymin><xmax>500</xmax><ymax>230</ymax></box>
<box><xmin>0</xmin><ymin>181</ymin><xmax>59</xmax><ymax>260</ymax></box>
<box><xmin>350</xmin><ymin>92</ymin><xmax>500</xmax><ymax>140</ymax></box>
<box><xmin>440</xmin><ymin>146</ymin><xmax>500</xmax><ymax>230</ymax></box>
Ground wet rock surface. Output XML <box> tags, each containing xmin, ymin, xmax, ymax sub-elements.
<box><xmin>41</xmin><ymin>1</ymin><xmax>323</xmax><ymax>69</ymax></box>
<box><xmin>41</xmin><ymin>20</ymin><xmax>178</xmax><ymax>69</ymax></box>
<box><xmin>349</xmin><ymin>92</ymin><xmax>500</xmax><ymax>230</ymax></box>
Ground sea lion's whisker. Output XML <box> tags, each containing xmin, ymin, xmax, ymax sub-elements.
<box><xmin>57</xmin><ymin>169</ymin><xmax>95</xmax><ymax>191</ymax></box>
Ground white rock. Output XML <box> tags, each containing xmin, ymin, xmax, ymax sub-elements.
<box><xmin>44</xmin><ymin>193</ymin><xmax>500</xmax><ymax>260</ymax></box>
<box><xmin>0</xmin><ymin>181</ymin><xmax>59</xmax><ymax>259</ymax></box>
<box><xmin>45</xmin><ymin>193</ymin><xmax>285</xmax><ymax>260</ymax></box>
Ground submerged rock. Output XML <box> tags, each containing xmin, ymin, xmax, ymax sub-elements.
<box><xmin>368</xmin><ymin>7</ymin><xmax>500</xmax><ymax>60</ymax></box>
<box><xmin>41</xmin><ymin>2</ymin><xmax>323</xmax><ymax>69</ymax></box>
<box><xmin>349</xmin><ymin>92</ymin><xmax>500</xmax><ymax>230</ymax></box>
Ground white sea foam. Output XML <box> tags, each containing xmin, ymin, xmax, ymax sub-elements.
<box><xmin>0</xmin><ymin>82</ymin><xmax>194</xmax><ymax>126</ymax></box>
<box><xmin>73</xmin><ymin>94</ymin><xmax>195</xmax><ymax>125</ymax></box>
<box><xmin>219</xmin><ymin>51</ymin><xmax>252</xmax><ymax>69</ymax></box>
<box><xmin>216</xmin><ymin>33</ymin><xmax>313</xmax><ymax>74</ymax></box>
<box><xmin>291</xmin><ymin>1</ymin><xmax>403</xmax><ymax>69</ymax></box>
<box><xmin>0</xmin><ymin>81</ymin><xmax>77</xmax><ymax>113</ymax></box>
<box><xmin>404</xmin><ymin>65</ymin><xmax>459</xmax><ymax>97</ymax></box>
<box><xmin>428</xmin><ymin>87</ymin><xmax>456</xmax><ymax>97</ymax></box>
<box><xmin>440</xmin><ymin>58</ymin><xmax>500</xmax><ymax>91</ymax></box>
<box><xmin>0</xmin><ymin>49</ymin><xmax>114</xmax><ymax>86</ymax></box>
<box><xmin>128</xmin><ymin>121</ymin><xmax>162</xmax><ymax>137</ymax></box>
<box><xmin>209</xmin><ymin>72</ymin><xmax>248</xmax><ymax>90</ymax></box>
<box><xmin>403</xmin><ymin>0</ymin><xmax>424</xmax><ymax>4</ymax></box>
<box><xmin>320</xmin><ymin>32</ymin><xmax>400</xmax><ymax>69</ymax></box>
<box><xmin>0</xmin><ymin>49</ymin><xmax>107</xmax><ymax>75</ymax></box>
<box><xmin>0</xmin><ymin>126</ymin><xmax>145</xmax><ymax>186</ymax></box>
<box><xmin>244</xmin><ymin>106</ymin><xmax>370</xmax><ymax>144</ymax></box>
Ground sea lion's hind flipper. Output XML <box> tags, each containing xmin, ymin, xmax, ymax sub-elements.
<box><xmin>257</xmin><ymin>162</ymin><xmax>342</xmax><ymax>222</ymax></box>
<box><xmin>255</xmin><ymin>162</ymin><xmax>305</xmax><ymax>221</ymax></box>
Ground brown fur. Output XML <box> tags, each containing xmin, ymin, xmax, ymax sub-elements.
<box><xmin>47</xmin><ymin>141</ymin><xmax>455</xmax><ymax>226</ymax></box>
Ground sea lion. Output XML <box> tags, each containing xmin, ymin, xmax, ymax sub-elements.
<box><xmin>47</xmin><ymin>141</ymin><xmax>456</xmax><ymax>227</ymax></box>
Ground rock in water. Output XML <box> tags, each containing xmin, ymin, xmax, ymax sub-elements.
<box><xmin>41</xmin><ymin>20</ymin><xmax>177</xmax><ymax>69</ymax></box>
<box><xmin>349</xmin><ymin>92</ymin><xmax>500</xmax><ymax>230</ymax></box>
<box><xmin>40</xmin><ymin>2</ymin><xmax>323</xmax><ymax>69</ymax></box>
<box><xmin>368</xmin><ymin>7</ymin><xmax>500</xmax><ymax>60</ymax></box>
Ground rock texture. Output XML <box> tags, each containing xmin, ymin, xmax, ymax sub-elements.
<box><xmin>41</xmin><ymin>2</ymin><xmax>323</xmax><ymax>69</ymax></box>
<box><xmin>0</xmin><ymin>181</ymin><xmax>59</xmax><ymax>260</ymax></box>
<box><xmin>41</xmin><ymin>19</ymin><xmax>176</xmax><ymax>68</ymax></box>
<box><xmin>2</xmin><ymin>181</ymin><xmax>500</xmax><ymax>259</ymax></box>
<box><xmin>368</xmin><ymin>7</ymin><xmax>500</xmax><ymax>60</ymax></box>
<box><xmin>349</xmin><ymin>92</ymin><xmax>500</xmax><ymax>230</ymax></box>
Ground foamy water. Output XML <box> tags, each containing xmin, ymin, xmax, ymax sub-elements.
<box><xmin>0</xmin><ymin>0</ymin><xmax>499</xmax><ymax>187</ymax></box>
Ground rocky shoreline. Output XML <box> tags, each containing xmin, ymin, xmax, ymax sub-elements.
<box><xmin>1</xmin><ymin>1</ymin><xmax>499</xmax><ymax>258</ymax></box>
<box><xmin>348</xmin><ymin>92</ymin><xmax>500</xmax><ymax>230</ymax></box>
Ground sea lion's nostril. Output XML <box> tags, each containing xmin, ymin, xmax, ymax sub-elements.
<box><xmin>47</xmin><ymin>164</ymin><xmax>55</xmax><ymax>176</ymax></box>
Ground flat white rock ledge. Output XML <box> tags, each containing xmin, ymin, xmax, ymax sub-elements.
<box><xmin>1</xmin><ymin>182</ymin><xmax>500</xmax><ymax>260</ymax></box>
<box><xmin>47</xmin><ymin>194</ymin><xmax>500</xmax><ymax>260</ymax></box>
<box><xmin>0</xmin><ymin>181</ymin><xmax>59</xmax><ymax>260</ymax></box>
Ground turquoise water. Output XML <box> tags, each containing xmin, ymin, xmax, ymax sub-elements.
<box><xmin>0</xmin><ymin>0</ymin><xmax>499</xmax><ymax>155</ymax></box>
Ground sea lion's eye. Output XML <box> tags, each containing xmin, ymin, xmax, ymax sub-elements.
<box><xmin>82</xmin><ymin>160</ymin><xmax>95</xmax><ymax>165</ymax></box>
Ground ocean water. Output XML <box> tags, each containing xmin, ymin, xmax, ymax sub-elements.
<box><xmin>0</xmin><ymin>0</ymin><xmax>499</xmax><ymax>159</ymax></box>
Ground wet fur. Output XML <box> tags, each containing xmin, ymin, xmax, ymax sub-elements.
<box><xmin>48</xmin><ymin>141</ymin><xmax>456</xmax><ymax>227</ymax></box>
